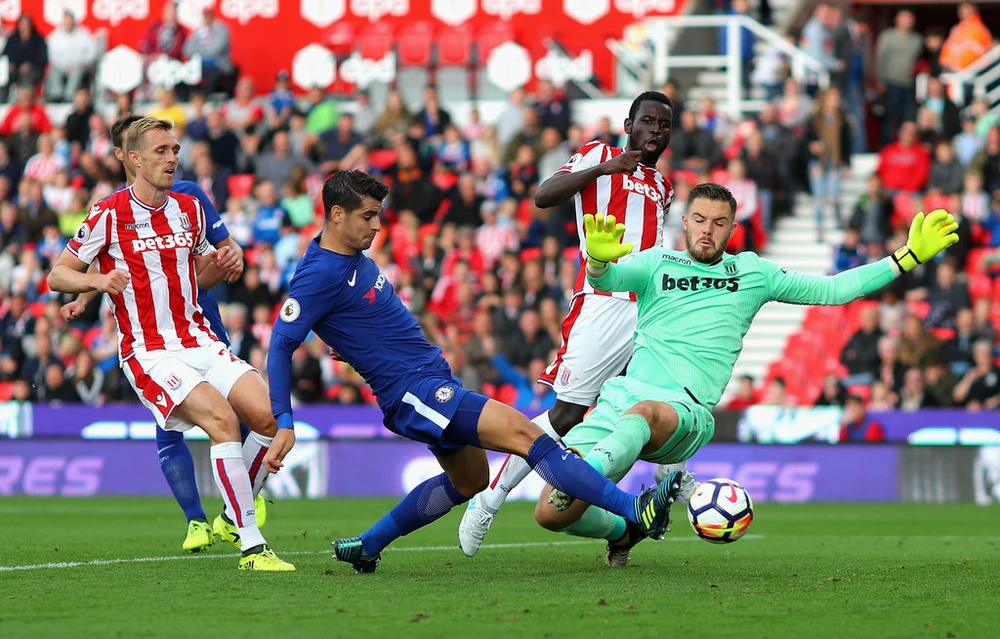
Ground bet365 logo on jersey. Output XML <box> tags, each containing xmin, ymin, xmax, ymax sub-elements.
<box><xmin>662</xmin><ymin>274</ymin><xmax>740</xmax><ymax>293</ymax></box>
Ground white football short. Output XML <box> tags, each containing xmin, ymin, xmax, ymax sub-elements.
<box><xmin>121</xmin><ymin>341</ymin><xmax>256</xmax><ymax>432</ymax></box>
<box><xmin>537</xmin><ymin>294</ymin><xmax>638</xmax><ymax>406</ymax></box>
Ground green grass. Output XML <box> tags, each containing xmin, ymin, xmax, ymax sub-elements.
<box><xmin>0</xmin><ymin>499</ymin><xmax>997</xmax><ymax>638</ymax></box>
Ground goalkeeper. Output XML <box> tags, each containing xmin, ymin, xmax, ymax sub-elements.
<box><xmin>533</xmin><ymin>182</ymin><xmax>959</xmax><ymax>567</ymax></box>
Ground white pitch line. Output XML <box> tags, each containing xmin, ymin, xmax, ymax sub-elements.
<box><xmin>0</xmin><ymin>536</ymin><xmax>764</xmax><ymax>573</ymax></box>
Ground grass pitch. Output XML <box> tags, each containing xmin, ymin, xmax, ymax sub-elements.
<box><xmin>0</xmin><ymin>498</ymin><xmax>997</xmax><ymax>638</ymax></box>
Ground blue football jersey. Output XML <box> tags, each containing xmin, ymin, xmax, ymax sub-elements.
<box><xmin>269</xmin><ymin>238</ymin><xmax>450</xmax><ymax>416</ymax></box>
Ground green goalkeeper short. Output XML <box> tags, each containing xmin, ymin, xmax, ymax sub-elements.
<box><xmin>562</xmin><ymin>377</ymin><xmax>715</xmax><ymax>480</ymax></box>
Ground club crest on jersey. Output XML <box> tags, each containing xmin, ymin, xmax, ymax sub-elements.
<box><xmin>280</xmin><ymin>298</ymin><xmax>301</xmax><ymax>322</ymax></box>
<box><xmin>165</xmin><ymin>373</ymin><xmax>183</xmax><ymax>391</ymax></box>
<box><xmin>435</xmin><ymin>385</ymin><xmax>455</xmax><ymax>403</ymax></box>
<box><xmin>558</xmin><ymin>366</ymin><xmax>572</xmax><ymax>386</ymax></box>
<box><xmin>178</xmin><ymin>213</ymin><xmax>192</xmax><ymax>230</ymax></box>
<box><xmin>725</xmin><ymin>261</ymin><xmax>739</xmax><ymax>276</ymax></box>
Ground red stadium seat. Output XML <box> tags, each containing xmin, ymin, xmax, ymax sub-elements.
<box><xmin>965</xmin><ymin>247</ymin><xmax>991</xmax><ymax>275</ymax></box>
<box><xmin>969</xmin><ymin>273</ymin><xmax>992</xmax><ymax>304</ymax></box>
<box><xmin>847</xmin><ymin>384</ymin><xmax>871</xmax><ymax>403</ymax></box>
<box><xmin>398</xmin><ymin>22</ymin><xmax>434</xmax><ymax>67</ymax></box>
<box><xmin>227</xmin><ymin>174</ymin><xmax>255</xmax><ymax>200</ymax></box>
<box><xmin>439</xmin><ymin>24</ymin><xmax>473</xmax><ymax>67</ymax></box>
<box><xmin>28</xmin><ymin>301</ymin><xmax>46</xmax><ymax>317</ymax></box>
<box><xmin>906</xmin><ymin>300</ymin><xmax>930</xmax><ymax>320</ymax></box>
<box><xmin>358</xmin><ymin>23</ymin><xmax>394</xmax><ymax>60</ymax></box>
<box><xmin>922</xmin><ymin>193</ymin><xmax>950</xmax><ymax>213</ymax></box>
<box><xmin>496</xmin><ymin>384</ymin><xmax>518</xmax><ymax>406</ymax></box>
<box><xmin>520</xmin><ymin>248</ymin><xmax>542</xmax><ymax>262</ymax></box>
<box><xmin>322</xmin><ymin>22</ymin><xmax>357</xmax><ymax>57</ymax></box>
<box><xmin>0</xmin><ymin>382</ymin><xmax>13</xmax><ymax>400</ymax></box>
<box><xmin>710</xmin><ymin>169</ymin><xmax>729</xmax><ymax>184</ymax></box>
<box><xmin>931</xmin><ymin>327</ymin><xmax>956</xmax><ymax>341</ymax></box>
<box><xmin>369</xmin><ymin>149</ymin><xmax>397</xmax><ymax>170</ymax></box>
<box><xmin>476</xmin><ymin>22</ymin><xmax>513</xmax><ymax>65</ymax></box>
<box><xmin>670</xmin><ymin>169</ymin><xmax>698</xmax><ymax>187</ymax></box>
<box><xmin>892</xmin><ymin>193</ymin><xmax>917</xmax><ymax>225</ymax></box>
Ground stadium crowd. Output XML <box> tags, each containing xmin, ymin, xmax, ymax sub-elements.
<box><xmin>0</xmin><ymin>2</ymin><xmax>999</xmax><ymax>415</ymax></box>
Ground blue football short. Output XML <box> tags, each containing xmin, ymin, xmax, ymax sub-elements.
<box><xmin>386</xmin><ymin>375</ymin><xmax>488</xmax><ymax>456</ymax></box>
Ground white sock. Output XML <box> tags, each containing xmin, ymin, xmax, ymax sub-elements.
<box><xmin>211</xmin><ymin>442</ymin><xmax>266</xmax><ymax>551</ymax></box>
<box><xmin>481</xmin><ymin>411</ymin><xmax>562</xmax><ymax>512</ymax></box>
<box><xmin>242</xmin><ymin>432</ymin><xmax>272</xmax><ymax>498</ymax></box>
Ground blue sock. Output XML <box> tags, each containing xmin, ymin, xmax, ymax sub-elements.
<box><xmin>360</xmin><ymin>472</ymin><xmax>468</xmax><ymax>555</ymax></box>
<box><xmin>526</xmin><ymin>435</ymin><xmax>636</xmax><ymax>524</ymax></box>
<box><xmin>156</xmin><ymin>427</ymin><xmax>206</xmax><ymax>522</ymax></box>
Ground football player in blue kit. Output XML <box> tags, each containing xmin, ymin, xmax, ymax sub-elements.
<box><xmin>61</xmin><ymin>114</ymin><xmax>264</xmax><ymax>553</ymax></box>
<box><xmin>264</xmin><ymin>170</ymin><xmax>682</xmax><ymax>573</ymax></box>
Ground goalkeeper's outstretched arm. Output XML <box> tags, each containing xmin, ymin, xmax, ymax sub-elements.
<box><xmin>767</xmin><ymin>210</ymin><xmax>959</xmax><ymax>306</ymax></box>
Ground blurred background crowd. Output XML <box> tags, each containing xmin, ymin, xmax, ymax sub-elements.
<box><xmin>1</xmin><ymin>1</ymin><xmax>999</xmax><ymax>416</ymax></box>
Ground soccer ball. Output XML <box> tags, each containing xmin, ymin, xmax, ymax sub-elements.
<box><xmin>687</xmin><ymin>478</ymin><xmax>754</xmax><ymax>544</ymax></box>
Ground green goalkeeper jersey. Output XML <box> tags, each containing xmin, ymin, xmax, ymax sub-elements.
<box><xmin>588</xmin><ymin>250</ymin><xmax>898</xmax><ymax>410</ymax></box>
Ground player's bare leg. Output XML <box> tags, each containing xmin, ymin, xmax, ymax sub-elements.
<box><xmin>209</xmin><ymin>369</ymin><xmax>280</xmax><ymax>548</ymax></box>
<box><xmin>459</xmin><ymin>399</ymin><xmax>589</xmax><ymax>556</ymax></box>
<box><xmin>174</xmin><ymin>381</ymin><xmax>292</xmax><ymax>571</ymax></box>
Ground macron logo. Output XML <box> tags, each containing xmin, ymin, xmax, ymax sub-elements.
<box><xmin>622</xmin><ymin>174</ymin><xmax>663</xmax><ymax>203</ymax></box>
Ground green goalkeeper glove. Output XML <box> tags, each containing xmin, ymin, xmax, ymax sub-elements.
<box><xmin>584</xmin><ymin>213</ymin><xmax>632</xmax><ymax>267</ymax></box>
<box><xmin>890</xmin><ymin>209</ymin><xmax>959</xmax><ymax>274</ymax></box>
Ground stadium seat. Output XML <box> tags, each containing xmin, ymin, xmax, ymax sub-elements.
<box><xmin>369</xmin><ymin>149</ymin><xmax>397</xmax><ymax>170</ymax></box>
<box><xmin>965</xmin><ymin>247</ymin><xmax>991</xmax><ymax>275</ymax></box>
<box><xmin>906</xmin><ymin>300</ymin><xmax>930</xmax><ymax>320</ymax></box>
<box><xmin>892</xmin><ymin>193</ymin><xmax>917</xmax><ymax>225</ymax></box>
<box><xmin>670</xmin><ymin>169</ymin><xmax>698</xmax><ymax>187</ymax></box>
<box><xmin>520</xmin><ymin>247</ymin><xmax>542</xmax><ymax>262</ymax></box>
<box><xmin>969</xmin><ymin>273</ymin><xmax>992</xmax><ymax>304</ymax></box>
<box><xmin>0</xmin><ymin>382</ymin><xmax>13</xmax><ymax>400</ymax></box>
<box><xmin>496</xmin><ymin>384</ymin><xmax>518</xmax><ymax>406</ymax></box>
<box><xmin>931</xmin><ymin>327</ymin><xmax>956</xmax><ymax>341</ymax></box>
<box><xmin>398</xmin><ymin>22</ymin><xmax>434</xmax><ymax>67</ymax></box>
<box><xmin>847</xmin><ymin>384</ymin><xmax>871</xmax><ymax>403</ymax></box>
<box><xmin>922</xmin><ymin>193</ymin><xmax>950</xmax><ymax>214</ymax></box>
<box><xmin>475</xmin><ymin>22</ymin><xmax>513</xmax><ymax>65</ymax></box>
<box><xmin>358</xmin><ymin>23</ymin><xmax>394</xmax><ymax>60</ymax></box>
<box><xmin>227</xmin><ymin>174</ymin><xmax>255</xmax><ymax>200</ymax></box>
<box><xmin>710</xmin><ymin>169</ymin><xmax>729</xmax><ymax>184</ymax></box>
<box><xmin>322</xmin><ymin>22</ymin><xmax>357</xmax><ymax>57</ymax></box>
<box><xmin>439</xmin><ymin>24</ymin><xmax>474</xmax><ymax>67</ymax></box>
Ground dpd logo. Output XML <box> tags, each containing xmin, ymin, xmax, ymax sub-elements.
<box><xmin>350</xmin><ymin>0</ymin><xmax>408</xmax><ymax>23</ymax></box>
<box><xmin>219</xmin><ymin>0</ymin><xmax>279</xmax><ymax>23</ymax></box>
<box><xmin>92</xmin><ymin>0</ymin><xmax>149</xmax><ymax>26</ymax></box>
<box><xmin>482</xmin><ymin>0</ymin><xmax>540</xmax><ymax>21</ymax></box>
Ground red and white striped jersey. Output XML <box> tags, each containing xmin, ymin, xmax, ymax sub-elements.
<box><xmin>68</xmin><ymin>187</ymin><xmax>218</xmax><ymax>360</ymax></box>
<box><xmin>557</xmin><ymin>140</ymin><xmax>673</xmax><ymax>300</ymax></box>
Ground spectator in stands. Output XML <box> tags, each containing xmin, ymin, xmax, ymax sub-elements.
<box><xmin>763</xmin><ymin>376</ymin><xmax>790</xmax><ymax>406</ymax></box>
<box><xmin>874</xmin><ymin>10</ymin><xmax>923</xmax><ymax>146</ymax></box>
<box><xmin>16</xmin><ymin>179</ymin><xmax>56</xmax><ymax>243</ymax></box>
<box><xmin>840</xmin><ymin>395</ymin><xmax>885</xmax><ymax>441</ymax></box>
<box><xmin>922</xmin><ymin>76</ymin><xmax>962</xmax><ymax>141</ymax></box>
<box><xmin>876</xmin><ymin>334</ymin><xmax>907</xmax><ymax>393</ymax></box>
<box><xmin>916</xmin><ymin>106</ymin><xmax>945</xmax><ymax>150</ymax></box>
<box><xmin>868</xmin><ymin>380</ymin><xmax>897</xmax><ymax>410</ymax></box>
<box><xmin>222</xmin><ymin>303</ymin><xmax>256</xmax><ymax>362</ymax></box>
<box><xmin>250</xmin><ymin>180</ymin><xmax>285</xmax><ymax>246</ymax></box>
<box><xmin>798</xmin><ymin>4</ymin><xmax>838</xmax><ymax>97</ymax></box>
<box><xmin>848</xmin><ymin>174</ymin><xmax>893</xmax><ymax>249</ymax></box>
<box><xmin>138</xmin><ymin>0</ymin><xmax>186</xmax><ymax>61</ymax></box>
<box><xmin>717</xmin><ymin>0</ymin><xmax>755</xmax><ymax>97</ymax></box>
<box><xmin>971</xmin><ymin>297</ymin><xmax>996</xmax><ymax>342</ymax></box>
<box><xmin>266</xmin><ymin>70</ymin><xmax>295</xmax><ymax>132</ymax></box>
<box><xmin>506</xmin><ymin>309</ymin><xmax>555</xmax><ymax>372</ymax></box>
<box><xmin>971</xmin><ymin>99</ymin><xmax>999</xmax><ymax>140</ymax></box>
<box><xmin>505</xmin><ymin>144</ymin><xmax>539</xmax><ymax>202</ymax></box>
<box><xmin>927</xmin><ymin>141</ymin><xmax>965</xmax><ymax>195</ymax></box>
<box><xmin>725</xmin><ymin>375</ymin><xmax>758</xmax><ymax>410</ymax></box>
<box><xmin>374</xmin><ymin>88</ymin><xmax>410</xmax><ymax>149</ymax></box>
<box><xmin>953</xmin><ymin>339</ymin><xmax>1000</xmax><ymax>409</ymax></box>
<box><xmin>318</xmin><ymin>113</ymin><xmax>362</xmax><ymax>174</ymax></box>
<box><xmin>961</xmin><ymin>171</ymin><xmax>991</xmax><ymax>224</ymax></box>
<box><xmin>435</xmin><ymin>124</ymin><xmax>471</xmax><ymax>173</ymax></box>
<box><xmin>752</xmin><ymin>39</ymin><xmax>791</xmax><ymax>103</ymax></box>
<box><xmin>36</xmin><ymin>361</ymin><xmax>80</xmax><ymax>404</ymax></box>
<box><xmin>415</xmin><ymin>86</ymin><xmax>452</xmax><ymax>141</ymax></box>
<box><xmin>1</xmin><ymin>87</ymin><xmax>52</xmax><ymax>137</ymax></box>
<box><xmin>806</xmin><ymin>87</ymin><xmax>852</xmax><ymax>241</ymax></box>
<box><xmin>23</xmin><ymin>134</ymin><xmax>66</xmax><ymax>184</ymax></box>
<box><xmin>940</xmin><ymin>2</ymin><xmax>993</xmax><ymax>73</ymax></box>
<box><xmin>741</xmin><ymin>131</ymin><xmax>778</xmax><ymax>231</ymax></box>
<box><xmin>833</xmin><ymin>227</ymin><xmax>864</xmax><ymax>274</ymax></box>
<box><xmin>969</xmin><ymin>126</ymin><xmax>1000</xmax><ymax>193</ymax></box>
<box><xmin>45</xmin><ymin>11</ymin><xmax>97</xmax><ymax>103</ymax></box>
<box><xmin>954</xmin><ymin>112</ymin><xmax>982</xmax><ymax>168</ymax></box>
<box><xmin>925</xmin><ymin>261</ymin><xmax>971</xmax><ymax>329</ymax></box>
<box><xmin>899</xmin><ymin>313</ymin><xmax>941</xmax><ymax>368</ymax></box>
<box><xmin>921</xmin><ymin>27</ymin><xmax>946</xmax><ymax>78</ymax></box>
<box><xmin>898</xmin><ymin>366</ymin><xmax>940</xmax><ymax>410</ymax></box>
<box><xmin>204</xmin><ymin>108</ymin><xmax>241</xmax><ymax>172</ymax></box>
<box><xmin>389</xmin><ymin>144</ymin><xmax>439</xmax><ymax>223</ymax></box>
<box><xmin>672</xmin><ymin>110</ymin><xmax>722</xmax><ymax>173</ymax></box>
<box><xmin>0</xmin><ymin>200</ymin><xmax>27</xmax><ymax>252</ymax></box>
<box><xmin>877</xmin><ymin>122</ymin><xmax>931</xmax><ymax>194</ymax></box>
<box><xmin>60</xmin><ymin>88</ymin><xmax>91</xmax><ymax>149</ymax></box>
<box><xmin>443</xmin><ymin>173</ymin><xmax>483</xmax><ymax>229</ymax></box>
<box><xmin>815</xmin><ymin>373</ymin><xmax>848</xmax><ymax>407</ymax></box>
<box><xmin>223</xmin><ymin>78</ymin><xmax>263</xmax><ymax>134</ymax></box>
<box><xmin>941</xmin><ymin>307</ymin><xmax>979</xmax><ymax>374</ymax></box>
<box><xmin>841</xmin><ymin>304</ymin><xmax>883</xmax><ymax>383</ymax></box>
<box><xmin>503</xmin><ymin>108</ymin><xmax>544</xmax><ymax>165</ymax></box>
<box><xmin>1</xmin><ymin>14</ymin><xmax>47</xmax><ymax>101</ymax></box>
<box><xmin>534</xmin><ymin>80</ymin><xmax>571</xmax><ymax>139</ymax></box>
<box><xmin>924</xmin><ymin>359</ymin><xmax>957</xmax><ymax>407</ymax></box>
<box><xmin>304</xmin><ymin>86</ymin><xmax>338</xmax><ymax>136</ymax></box>
<box><xmin>724</xmin><ymin>158</ymin><xmax>760</xmax><ymax>250</ymax></box>
<box><xmin>536</xmin><ymin>127</ymin><xmax>571</xmax><ymax>184</ymax></box>
<box><xmin>256</xmin><ymin>129</ymin><xmax>313</xmax><ymax>186</ymax></box>
<box><xmin>183</xmin><ymin>8</ymin><xmax>233</xmax><ymax>96</ymax></box>
<box><xmin>290</xmin><ymin>343</ymin><xmax>324</xmax><ymax>404</ymax></box>
<box><xmin>773</xmin><ymin>77</ymin><xmax>814</xmax><ymax>136</ymax></box>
